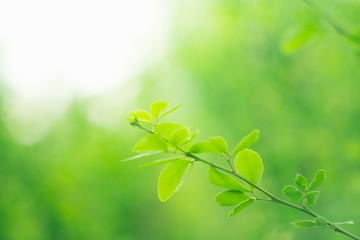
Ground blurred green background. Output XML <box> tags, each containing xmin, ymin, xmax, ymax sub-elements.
<box><xmin>1</xmin><ymin>0</ymin><xmax>360</xmax><ymax>239</ymax></box>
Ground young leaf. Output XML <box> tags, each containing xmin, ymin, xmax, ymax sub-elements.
<box><xmin>159</xmin><ymin>104</ymin><xmax>181</xmax><ymax>119</ymax></box>
<box><xmin>315</xmin><ymin>217</ymin><xmax>327</xmax><ymax>227</ymax></box>
<box><xmin>150</xmin><ymin>101</ymin><xmax>168</xmax><ymax>119</ymax></box>
<box><xmin>182</xmin><ymin>130</ymin><xmax>199</xmax><ymax>145</ymax></box>
<box><xmin>307</xmin><ymin>169</ymin><xmax>326</xmax><ymax>191</ymax></box>
<box><xmin>228</xmin><ymin>199</ymin><xmax>255</xmax><ymax>218</ymax></box>
<box><xmin>231</xmin><ymin>129</ymin><xmax>260</xmax><ymax>155</ymax></box>
<box><xmin>158</xmin><ymin>160</ymin><xmax>192</xmax><ymax>201</ymax></box>
<box><xmin>169</xmin><ymin>127</ymin><xmax>191</xmax><ymax>146</ymax></box>
<box><xmin>125</xmin><ymin>117</ymin><xmax>135</xmax><ymax>122</ymax></box>
<box><xmin>155</xmin><ymin>123</ymin><xmax>184</xmax><ymax>139</ymax></box>
<box><xmin>139</xmin><ymin>157</ymin><xmax>184</xmax><ymax>168</ymax></box>
<box><xmin>283</xmin><ymin>25</ymin><xmax>318</xmax><ymax>53</ymax></box>
<box><xmin>121</xmin><ymin>151</ymin><xmax>162</xmax><ymax>162</ymax></box>
<box><xmin>130</xmin><ymin>110</ymin><xmax>152</xmax><ymax>122</ymax></box>
<box><xmin>190</xmin><ymin>142</ymin><xmax>222</xmax><ymax>155</ymax></box>
<box><xmin>293</xmin><ymin>220</ymin><xmax>318</xmax><ymax>228</ymax></box>
<box><xmin>209</xmin><ymin>136</ymin><xmax>229</xmax><ymax>155</ymax></box>
<box><xmin>133</xmin><ymin>135</ymin><xmax>168</xmax><ymax>153</ymax></box>
<box><xmin>282</xmin><ymin>185</ymin><xmax>303</xmax><ymax>201</ymax></box>
<box><xmin>305</xmin><ymin>191</ymin><xmax>320</xmax><ymax>206</ymax></box>
<box><xmin>216</xmin><ymin>190</ymin><xmax>250</xmax><ymax>206</ymax></box>
<box><xmin>234</xmin><ymin>149</ymin><xmax>263</xmax><ymax>190</ymax></box>
<box><xmin>208</xmin><ymin>167</ymin><xmax>250</xmax><ymax>192</ymax></box>
<box><xmin>294</xmin><ymin>174</ymin><xmax>308</xmax><ymax>191</ymax></box>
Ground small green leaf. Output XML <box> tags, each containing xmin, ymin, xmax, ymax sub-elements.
<box><xmin>189</xmin><ymin>130</ymin><xmax>199</xmax><ymax>141</ymax></box>
<box><xmin>283</xmin><ymin>24</ymin><xmax>318</xmax><ymax>53</ymax></box>
<box><xmin>208</xmin><ymin>167</ymin><xmax>250</xmax><ymax>192</ymax></box>
<box><xmin>121</xmin><ymin>151</ymin><xmax>162</xmax><ymax>162</ymax></box>
<box><xmin>209</xmin><ymin>136</ymin><xmax>229</xmax><ymax>155</ymax></box>
<box><xmin>155</xmin><ymin>123</ymin><xmax>184</xmax><ymax>139</ymax></box>
<box><xmin>282</xmin><ymin>185</ymin><xmax>303</xmax><ymax>201</ymax></box>
<box><xmin>293</xmin><ymin>220</ymin><xmax>317</xmax><ymax>228</ymax></box>
<box><xmin>125</xmin><ymin>117</ymin><xmax>135</xmax><ymax>122</ymax></box>
<box><xmin>190</xmin><ymin>142</ymin><xmax>222</xmax><ymax>155</ymax></box>
<box><xmin>305</xmin><ymin>191</ymin><xmax>320</xmax><ymax>206</ymax></box>
<box><xmin>315</xmin><ymin>217</ymin><xmax>327</xmax><ymax>227</ymax></box>
<box><xmin>234</xmin><ymin>149</ymin><xmax>263</xmax><ymax>190</ymax></box>
<box><xmin>169</xmin><ymin>127</ymin><xmax>191</xmax><ymax>146</ymax></box>
<box><xmin>216</xmin><ymin>190</ymin><xmax>250</xmax><ymax>206</ymax></box>
<box><xmin>158</xmin><ymin>160</ymin><xmax>192</xmax><ymax>201</ymax></box>
<box><xmin>130</xmin><ymin>110</ymin><xmax>152</xmax><ymax>122</ymax></box>
<box><xmin>159</xmin><ymin>104</ymin><xmax>181</xmax><ymax>118</ymax></box>
<box><xmin>150</xmin><ymin>101</ymin><xmax>168</xmax><ymax>119</ymax></box>
<box><xmin>139</xmin><ymin>157</ymin><xmax>184</xmax><ymax>168</ymax></box>
<box><xmin>228</xmin><ymin>199</ymin><xmax>255</xmax><ymax>218</ymax></box>
<box><xmin>294</xmin><ymin>174</ymin><xmax>308</xmax><ymax>191</ymax></box>
<box><xmin>129</xmin><ymin>121</ymin><xmax>137</xmax><ymax>127</ymax></box>
<box><xmin>307</xmin><ymin>169</ymin><xmax>326</xmax><ymax>191</ymax></box>
<box><xmin>133</xmin><ymin>135</ymin><xmax>168</xmax><ymax>153</ymax></box>
<box><xmin>231</xmin><ymin>129</ymin><xmax>260</xmax><ymax>155</ymax></box>
<box><xmin>182</xmin><ymin>130</ymin><xmax>199</xmax><ymax>145</ymax></box>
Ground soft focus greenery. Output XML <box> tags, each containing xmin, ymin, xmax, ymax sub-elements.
<box><xmin>1</xmin><ymin>0</ymin><xmax>360</xmax><ymax>239</ymax></box>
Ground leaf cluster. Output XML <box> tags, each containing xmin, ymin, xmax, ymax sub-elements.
<box><xmin>282</xmin><ymin>170</ymin><xmax>326</xmax><ymax>206</ymax></box>
<box><xmin>125</xmin><ymin>101</ymin><xmax>262</xmax><ymax>217</ymax></box>
<box><xmin>123</xmin><ymin>101</ymin><xmax>358</xmax><ymax>240</ymax></box>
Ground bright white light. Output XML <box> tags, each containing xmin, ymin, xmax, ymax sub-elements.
<box><xmin>0</xmin><ymin>0</ymin><xmax>170</xmax><ymax>144</ymax></box>
<box><xmin>0</xmin><ymin>0</ymin><xmax>168</xmax><ymax>97</ymax></box>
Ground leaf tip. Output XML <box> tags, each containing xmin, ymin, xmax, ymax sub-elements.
<box><xmin>158</xmin><ymin>196</ymin><xmax>168</xmax><ymax>202</ymax></box>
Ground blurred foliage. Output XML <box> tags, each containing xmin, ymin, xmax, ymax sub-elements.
<box><xmin>1</xmin><ymin>0</ymin><xmax>360</xmax><ymax>239</ymax></box>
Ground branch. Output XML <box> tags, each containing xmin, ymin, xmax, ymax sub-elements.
<box><xmin>133</xmin><ymin>121</ymin><xmax>360</xmax><ymax>240</ymax></box>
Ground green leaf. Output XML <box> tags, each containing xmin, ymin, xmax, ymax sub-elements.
<box><xmin>209</xmin><ymin>136</ymin><xmax>229</xmax><ymax>155</ymax></box>
<box><xmin>125</xmin><ymin>117</ymin><xmax>134</xmax><ymax>122</ymax></box>
<box><xmin>139</xmin><ymin>157</ymin><xmax>184</xmax><ymax>168</ymax></box>
<box><xmin>234</xmin><ymin>149</ymin><xmax>263</xmax><ymax>190</ymax></box>
<box><xmin>294</xmin><ymin>174</ymin><xmax>308</xmax><ymax>191</ymax></box>
<box><xmin>282</xmin><ymin>185</ymin><xmax>303</xmax><ymax>201</ymax></box>
<box><xmin>283</xmin><ymin>25</ymin><xmax>318</xmax><ymax>53</ymax></box>
<box><xmin>315</xmin><ymin>217</ymin><xmax>327</xmax><ymax>227</ymax></box>
<box><xmin>155</xmin><ymin>123</ymin><xmax>184</xmax><ymax>139</ymax></box>
<box><xmin>231</xmin><ymin>129</ymin><xmax>260</xmax><ymax>155</ymax></box>
<box><xmin>129</xmin><ymin>110</ymin><xmax>152</xmax><ymax>122</ymax></box>
<box><xmin>307</xmin><ymin>169</ymin><xmax>326</xmax><ymax>191</ymax></box>
<box><xmin>190</xmin><ymin>142</ymin><xmax>222</xmax><ymax>155</ymax></box>
<box><xmin>305</xmin><ymin>191</ymin><xmax>320</xmax><ymax>206</ymax></box>
<box><xmin>150</xmin><ymin>101</ymin><xmax>168</xmax><ymax>119</ymax></box>
<box><xmin>216</xmin><ymin>190</ymin><xmax>250</xmax><ymax>206</ymax></box>
<box><xmin>182</xmin><ymin>130</ymin><xmax>199</xmax><ymax>145</ymax></box>
<box><xmin>169</xmin><ymin>127</ymin><xmax>191</xmax><ymax>146</ymax></box>
<box><xmin>133</xmin><ymin>135</ymin><xmax>168</xmax><ymax>153</ymax></box>
<box><xmin>208</xmin><ymin>167</ymin><xmax>250</xmax><ymax>192</ymax></box>
<box><xmin>121</xmin><ymin>151</ymin><xmax>162</xmax><ymax>162</ymax></box>
<box><xmin>228</xmin><ymin>199</ymin><xmax>255</xmax><ymax>218</ymax></box>
<box><xmin>293</xmin><ymin>220</ymin><xmax>318</xmax><ymax>228</ymax></box>
<box><xmin>189</xmin><ymin>130</ymin><xmax>199</xmax><ymax>141</ymax></box>
<box><xmin>159</xmin><ymin>104</ymin><xmax>181</xmax><ymax>118</ymax></box>
<box><xmin>158</xmin><ymin>160</ymin><xmax>192</xmax><ymax>201</ymax></box>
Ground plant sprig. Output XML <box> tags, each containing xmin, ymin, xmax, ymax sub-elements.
<box><xmin>124</xmin><ymin>101</ymin><xmax>359</xmax><ymax>240</ymax></box>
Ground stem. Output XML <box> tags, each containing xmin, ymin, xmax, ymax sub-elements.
<box><xmin>133</xmin><ymin>122</ymin><xmax>360</xmax><ymax>240</ymax></box>
<box><xmin>191</xmin><ymin>154</ymin><xmax>360</xmax><ymax>240</ymax></box>
<box><xmin>223</xmin><ymin>154</ymin><xmax>236</xmax><ymax>172</ymax></box>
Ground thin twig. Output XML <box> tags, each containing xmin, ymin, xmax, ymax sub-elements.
<box><xmin>133</xmin><ymin>122</ymin><xmax>360</xmax><ymax>240</ymax></box>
